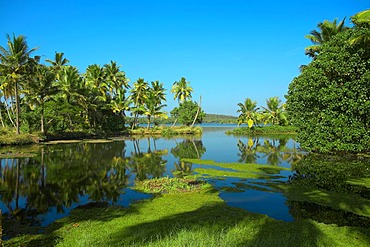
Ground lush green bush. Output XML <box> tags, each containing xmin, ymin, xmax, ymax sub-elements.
<box><xmin>171</xmin><ymin>100</ymin><xmax>205</xmax><ymax>126</ymax></box>
<box><xmin>287</xmin><ymin>27</ymin><xmax>370</xmax><ymax>153</ymax></box>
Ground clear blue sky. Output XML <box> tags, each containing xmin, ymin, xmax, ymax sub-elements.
<box><xmin>1</xmin><ymin>0</ymin><xmax>369</xmax><ymax>116</ymax></box>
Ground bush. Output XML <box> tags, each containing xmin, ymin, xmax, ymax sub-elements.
<box><xmin>286</xmin><ymin>27</ymin><xmax>370</xmax><ymax>154</ymax></box>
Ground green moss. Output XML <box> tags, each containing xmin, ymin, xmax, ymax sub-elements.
<box><xmin>346</xmin><ymin>178</ymin><xmax>370</xmax><ymax>189</ymax></box>
<box><xmin>5</xmin><ymin>186</ymin><xmax>370</xmax><ymax>247</ymax></box>
<box><xmin>134</xmin><ymin>177</ymin><xmax>210</xmax><ymax>194</ymax></box>
<box><xmin>183</xmin><ymin>159</ymin><xmax>290</xmax><ymax>173</ymax></box>
<box><xmin>249</xmin><ymin>182</ymin><xmax>370</xmax><ymax>219</ymax></box>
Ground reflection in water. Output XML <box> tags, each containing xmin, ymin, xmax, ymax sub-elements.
<box><xmin>171</xmin><ymin>138</ymin><xmax>206</xmax><ymax>177</ymax></box>
<box><xmin>236</xmin><ymin>136</ymin><xmax>304</xmax><ymax>167</ymax></box>
<box><xmin>0</xmin><ymin>130</ymin><xmax>369</xmax><ymax>239</ymax></box>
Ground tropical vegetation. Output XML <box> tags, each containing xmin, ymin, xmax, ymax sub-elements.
<box><xmin>0</xmin><ymin>35</ymin><xmax>207</xmax><ymax>139</ymax></box>
<box><xmin>287</xmin><ymin>11</ymin><xmax>370</xmax><ymax>154</ymax></box>
<box><xmin>236</xmin><ymin>96</ymin><xmax>288</xmax><ymax>128</ymax></box>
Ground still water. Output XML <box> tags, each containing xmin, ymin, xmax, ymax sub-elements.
<box><xmin>1</xmin><ymin>125</ymin><xmax>369</xmax><ymax>239</ymax></box>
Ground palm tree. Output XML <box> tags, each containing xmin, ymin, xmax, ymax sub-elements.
<box><xmin>23</xmin><ymin>65</ymin><xmax>58</xmax><ymax>133</ymax></box>
<box><xmin>0</xmin><ymin>34</ymin><xmax>37</xmax><ymax>134</ymax></box>
<box><xmin>45</xmin><ymin>52</ymin><xmax>69</xmax><ymax>79</ymax></box>
<box><xmin>151</xmin><ymin>80</ymin><xmax>166</xmax><ymax>104</ymax></box>
<box><xmin>170</xmin><ymin>77</ymin><xmax>193</xmax><ymax>103</ymax></box>
<box><xmin>262</xmin><ymin>97</ymin><xmax>288</xmax><ymax>126</ymax></box>
<box><xmin>305</xmin><ymin>18</ymin><xmax>348</xmax><ymax>59</ymax></box>
<box><xmin>237</xmin><ymin>98</ymin><xmax>259</xmax><ymax>127</ymax></box>
<box><xmin>85</xmin><ymin>64</ymin><xmax>107</xmax><ymax>100</ymax></box>
<box><xmin>144</xmin><ymin>89</ymin><xmax>167</xmax><ymax>129</ymax></box>
<box><xmin>103</xmin><ymin>61</ymin><xmax>129</xmax><ymax>97</ymax></box>
<box><xmin>110</xmin><ymin>87</ymin><xmax>131</xmax><ymax>117</ymax></box>
<box><xmin>130</xmin><ymin>78</ymin><xmax>149</xmax><ymax>129</ymax></box>
<box><xmin>350</xmin><ymin>9</ymin><xmax>370</xmax><ymax>45</ymax></box>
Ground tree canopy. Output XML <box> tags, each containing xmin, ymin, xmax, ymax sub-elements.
<box><xmin>287</xmin><ymin>25</ymin><xmax>370</xmax><ymax>153</ymax></box>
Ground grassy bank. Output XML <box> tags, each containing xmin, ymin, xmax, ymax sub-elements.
<box><xmin>4</xmin><ymin>182</ymin><xmax>370</xmax><ymax>246</ymax></box>
<box><xmin>226</xmin><ymin>125</ymin><xmax>298</xmax><ymax>135</ymax></box>
<box><xmin>0</xmin><ymin>126</ymin><xmax>202</xmax><ymax>147</ymax></box>
<box><xmin>129</xmin><ymin>126</ymin><xmax>202</xmax><ymax>136</ymax></box>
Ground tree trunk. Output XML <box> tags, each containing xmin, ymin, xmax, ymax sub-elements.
<box><xmin>0</xmin><ymin>103</ymin><xmax>5</xmax><ymax>128</ymax></box>
<box><xmin>15</xmin><ymin>81</ymin><xmax>21</xmax><ymax>134</ymax></box>
<box><xmin>172</xmin><ymin>118</ymin><xmax>177</xmax><ymax>127</ymax></box>
<box><xmin>147</xmin><ymin>116</ymin><xmax>151</xmax><ymax>129</ymax></box>
<box><xmin>191</xmin><ymin>96</ymin><xmax>202</xmax><ymax>127</ymax></box>
<box><xmin>40</xmin><ymin>104</ymin><xmax>45</xmax><ymax>133</ymax></box>
<box><xmin>4</xmin><ymin>99</ymin><xmax>16</xmax><ymax>128</ymax></box>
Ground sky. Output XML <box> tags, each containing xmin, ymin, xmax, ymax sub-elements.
<box><xmin>1</xmin><ymin>0</ymin><xmax>369</xmax><ymax>116</ymax></box>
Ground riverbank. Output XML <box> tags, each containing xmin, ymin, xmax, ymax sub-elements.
<box><xmin>226</xmin><ymin>125</ymin><xmax>298</xmax><ymax>135</ymax></box>
<box><xmin>0</xmin><ymin>126</ymin><xmax>203</xmax><ymax>146</ymax></box>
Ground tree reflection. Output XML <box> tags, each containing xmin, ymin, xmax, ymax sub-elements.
<box><xmin>171</xmin><ymin>139</ymin><xmax>206</xmax><ymax>177</ymax></box>
<box><xmin>237</xmin><ymin>138</ymin><xmax>260</xmax><ymax>164</ymax></box>
<box><xmin>236</xmin><ymin>136</ymin><xmax>302</xmax><ymax>166</ymax></box>
<box><xmin>288</xmin><ymin>154</ymin><xmax>370</xmax><ymax>195</ymax></box>
<box><xmin>0</xmin><ymin>141</ymin><xmax>132</xmax><ymax>235</ymax></box>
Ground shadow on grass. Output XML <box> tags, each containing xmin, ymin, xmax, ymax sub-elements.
<box><xmin>102</xmin><ymin>202</ymin><xmax>329</xmax><ymax>246</ymax></box>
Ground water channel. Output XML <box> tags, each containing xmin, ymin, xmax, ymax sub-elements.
<box><xmin>1</xmin><ymin>125</ymin><xmax>369</xmax><ymax>239</ymax></box>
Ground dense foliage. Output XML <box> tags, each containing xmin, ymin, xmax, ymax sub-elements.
<box><xmin>287</xmin><ymin>26</ymin><xmax>370</xmax><ymax>153</ymax></box>
<box><xmin>170</xmin><ymin>100</ymin><xmax>205</xmax><ymax>126</ymax></box>
<box><xmin>236</xmin><ymin>96</ymin><xmax>288</xmax><ymax>127</ymax></box>
<box><xmin>0</xmin><ymin>35</ymin><xmax>203</xmax><ymax>135</ymax></box>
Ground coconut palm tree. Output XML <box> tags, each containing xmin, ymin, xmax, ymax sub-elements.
<box><xmin>262</xmin><ymin>97</ymin><xmax>288</xmax><ymax>126</ymax></box>
<box><xmin>350</xmin><ymin>9</ymin><xmax>370</xmax><ymax>45</ymax></box>
<box><xmin>237</xmin><ymin>98</ymin><xmax>259</xmax><ymax>127</ymax></box>
<box><xmin>103</xmin><ymin>61</ymin><xmax>129</xmax><ymax>97</ymax></box>
<box><xmin>130</xmin><ymin>78</ymin><xmax>149</xmax><ymax>129</ymax></box>
<box><xmin>0</xmin><ymin>34</ymin><xmax>38</xmax><ymax>134</ymax></box>
<box><xmin>144</xmin><ymin>89</ymin><xmax>167</xmax><ymax>129</ymax></box>
<box><xmin>23</xmin><ymin>64</ymin><xmax>58</xmax><ymax>133</ymax></box>
<box><xmin>171</xmin><ymin>77</ymin><xmax>193</xmax><ymax>103</ymax></box>
<box><xmin>45</xmin><ymin>52</ymin><xmax>69</xmax><ymax>79</ymax></box>
<box><xmin>305</xmin><ymin>18</ymin><xmax>348</xmax><ymax>59</ymax></box>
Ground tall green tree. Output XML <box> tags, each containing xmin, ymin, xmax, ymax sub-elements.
<box><xmin>305</xmin><ymin>18</ymin><xmax>348</xmax><ymax>59</ymax></box>
<box><xmin>262</xmin><ymin>97</ymin><xmax>288</xmax><ymax>126</ymax></box>
<box><xmin>287</xmin><ymin>27</ymin><xmax>370</xmax><ymax>153</ymax></box>
<box><xmin>350</xmin><ymin>9</ymin><xmax>370</xmax><ymax>45</ymax></box>
<box><xmin>103</xmin><ymin>61</ymin><xmax>129</xmax><ymax>97</ymax></box>
<box><xmin>23</xmin><ymin>65</ymin><xmax>58</xmax><ymax>133</ymax></box>
<box><xmin>144</xmin><ymin>88</ymin><xmax>167</xmax><ymax>129</ymax></box>
<box><xmin>170</xmin><ymin>77</ymin><xmax>193</xmax><ymax>103</ymax></box>
<box><xmin>170</xmin><ymin>100</ymin><xmax>205</xmax><ymax>126</ymax></box>
<box><xmin>45</xmin><ymin>52</ymin><xmax>69</xmax><ymax>80</ymax></box>
<box><xmin>130</xmin><ymin>78</ymin><xmax>149</xmax><ymax>129</ymax></box>
<box><xmin>237</xmin><ymin>98</ymin><xmax>259</xmax><ymax>127</ymax></box>
<box><xmin>0</xmin><ymin>34</ymin><xmax>37</xmax><ymax>134</ymax></box>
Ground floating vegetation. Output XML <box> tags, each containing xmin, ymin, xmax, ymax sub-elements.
<box><xmin>135</xmin><ymin>177</ymin><xmax>210</xmax><ymax>194</ymax></box>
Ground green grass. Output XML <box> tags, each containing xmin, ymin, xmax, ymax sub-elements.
<box><xmin>226</xmin><ymin>125</ymin><xmax>298</xmax><ymax>136</ymax></box>
<box><xmin>5</xmin><ymin>186</ymin><xmax>370</xmax><ymax>247</ymax></box>
<box><xmin>0</xmin><ymin>132</ymin><xmax>41</xmax><ymax>146</ymax></box>
<box><xmin>346</xmin><ymin>178</ymin><xmax>370</xmax><ymax>189</ymax></box>
<box><xmin>4</xmin><ymin>157</ymin><xmax>370</xmax><ymax>246</ymax></box>
<box><xmin>130</xmin><ymin>126</ymin><xmax>203</xmax><ymax>136</ymax></box>
<box><xmin>183</xmin><ymin>158</ymin><xmax>289</xmax><ymax>179</ymax></box>
<box><xmin>134</xmin><ymin>177</ymin><xmax>210</xmax><ymax>194</ymax></box>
